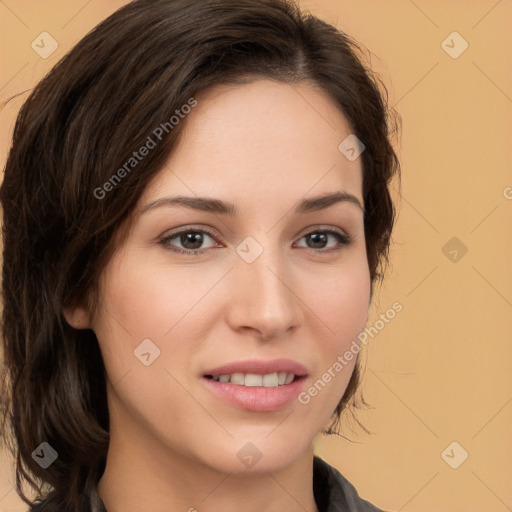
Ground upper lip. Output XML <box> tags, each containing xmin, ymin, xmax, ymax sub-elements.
<box><xmin>203</xmin><ymin>358</ymin><xmax>308</xmax><ymax>379</ymax></box>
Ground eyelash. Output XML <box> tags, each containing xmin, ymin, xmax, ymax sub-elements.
<box><xmin>159</xmin><ymin>227</ymin><xmax>352</xmax><ymax>256</ymax></box>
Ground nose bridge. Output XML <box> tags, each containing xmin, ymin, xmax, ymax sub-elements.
<box><xmin>228</xmin><ymin>235</ymin><xmax>302</xmax><ymax>337</ymax></box>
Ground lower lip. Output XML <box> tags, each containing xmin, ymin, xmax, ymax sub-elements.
<box><xmin>202</xmin><ymin>376</ymin><xmax>307</xmax><ymax>412</ymax></box>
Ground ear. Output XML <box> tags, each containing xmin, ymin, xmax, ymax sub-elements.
<box><xmin>63</xmin><ymin>303</ymin><xmax>91</xmax><ymax>329</ymax></box>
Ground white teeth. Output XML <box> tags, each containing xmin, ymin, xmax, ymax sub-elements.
<box><xmin>230</xmin><ymin>373</ymin><xmax>245</xmax><ymax>385</ymax></box>
<box><xmin>262</xmin><ymin>372</ymin><xmax>279</xmax><ymax>387</ymax></box>
<box><xmin>245</xmin><ymin>373</ymin><xmax>263</xmax><ymax>386</ymax></box>
<box><xmin>212</xmin><ymin>372</ymin><xmax>296</xmax><ymax>387</ymax></box>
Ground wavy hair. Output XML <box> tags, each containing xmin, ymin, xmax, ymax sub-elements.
<box><xmin>0</xmin><ymin>0</ymin><xmax>401</xmax><ymax>509</ymax></box>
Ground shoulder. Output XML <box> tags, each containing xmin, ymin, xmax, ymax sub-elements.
<box><xmin>313</xmin><ymin>455</ymin><xmax>390</xmax><ymax>512</ymax></box>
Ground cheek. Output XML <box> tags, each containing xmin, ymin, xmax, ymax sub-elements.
<box><xmin>334</xmin><ymin>267</ymin><xmax>370</xmax><ymax>339</ymax></box>
<box><xmin>99</xmin><ymin>254</ymin><xmax>207</xmax><ymax>338</ymax></box>
<box><xmin>306</xmin><ymin>255</ymin><xmax>371</xmax><ymax>347</ymax></box>
<box><xmin>298</xmin><ymin>262</ymin><xmax>369</xmax><ymax>421</ymax></box>
<box><xmin>93</xmin><ymin>261</ymin><xmax>196</xmax><ymax>424</ymax></box>
<box><xmin>93</xmin><ymin>254</ymin><xmax>218</xmax><ymax>389</ymax></box>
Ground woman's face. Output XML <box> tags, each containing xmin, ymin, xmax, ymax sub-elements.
<box><xmin>85</xmin><ymin>79</ymin><xmax>370</xmax><ymax>474</ymax></box>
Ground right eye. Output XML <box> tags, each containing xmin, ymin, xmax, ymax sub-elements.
<box><xmin>159</xmin><ymin>228</ymin><xmax>220</xmax><ymax>256</ymax></box>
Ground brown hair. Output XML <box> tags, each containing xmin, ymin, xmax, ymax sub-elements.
<box><xmin>0</xmin><ymin>0</ymin><xmax>400</xmax><ymax>509</ymax></box>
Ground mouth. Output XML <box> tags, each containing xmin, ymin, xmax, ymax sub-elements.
<box><xmin>201</xmin><ymin>359</ymin><xmax>308</xmax><ymax>412</ymax></box>
<box><xmin>204</xmin><ymin>372</ymin><xmax>300</xmax><ymax>387</ymax></box>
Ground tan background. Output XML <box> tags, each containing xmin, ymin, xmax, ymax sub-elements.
<box><xmin>1</xmin><ymin>1</ymin><xmax>511</xmax><ymax>511</ymax></box>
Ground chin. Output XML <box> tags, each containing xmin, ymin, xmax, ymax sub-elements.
<box><xmin>192</xmin><ymin>432</ymin><xmax>313</xmax><ymax>475</ymax></box>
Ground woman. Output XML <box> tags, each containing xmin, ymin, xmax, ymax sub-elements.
<box><xmin>0</xmin><ymin>0</ymin><xmax>400</xmax><ymax>510</ymax></box>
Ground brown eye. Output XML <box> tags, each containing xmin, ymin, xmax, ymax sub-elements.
<box><xmin>160</xmin><ymin>229</ymin><xmax>218</xmax><ymax>256</ymax></box>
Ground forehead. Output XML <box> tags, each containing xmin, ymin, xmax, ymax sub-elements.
<box><xmin>140</xmin><ymin>79</ymin><xmax>363</xmax><ymax>211</ymax></box>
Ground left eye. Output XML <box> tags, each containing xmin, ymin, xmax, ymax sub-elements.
<box><xmin>295</xmin><ymin>230</ymin><xmax>351</xmax><ymax>252</ymax></box>
<box><xmin>159</xmin><ymin>228</ymin><xmax>351</xmax><ymax>256</ymax></box>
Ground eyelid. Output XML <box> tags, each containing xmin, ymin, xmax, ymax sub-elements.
<box><xmin>159</xmin><ymin>224</ymin><xmax>220</xmax><ymax>241</ymax></box>
<box><xmin>296</xmin><ymin>223</ymin><xmax>349</xmax><ymax>238</ymax></box>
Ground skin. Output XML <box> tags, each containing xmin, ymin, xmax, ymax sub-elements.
<box><xmin>66</xmin><ymin>79</ymin><xmax>371</xmax><ymax>512</ymax></box>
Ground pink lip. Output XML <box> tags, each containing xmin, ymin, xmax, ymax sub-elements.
<box><xmin>202</xmin><ymin>358</ymin><xmax>308</xmax><ymax>379</ymax></box>
<box><xmin>201</xmin><ymin>358</ymin><xmax>309</xmax><ymax>412</ymax></box>
<box><xmin>202</xmin><ymin>376</ymin><xmax>307</xmax><ymax>412</ymax></box>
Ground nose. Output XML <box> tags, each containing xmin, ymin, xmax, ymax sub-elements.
<box><xmin>225</xmin><ymin>243</ymin><xmax>304</xmax><ymax>341</ymax></box>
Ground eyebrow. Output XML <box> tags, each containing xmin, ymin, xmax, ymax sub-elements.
<box><xmin>141</xmin><ymin>191</ymin><xmax>364</xmax><ymax>216</ymax></box>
